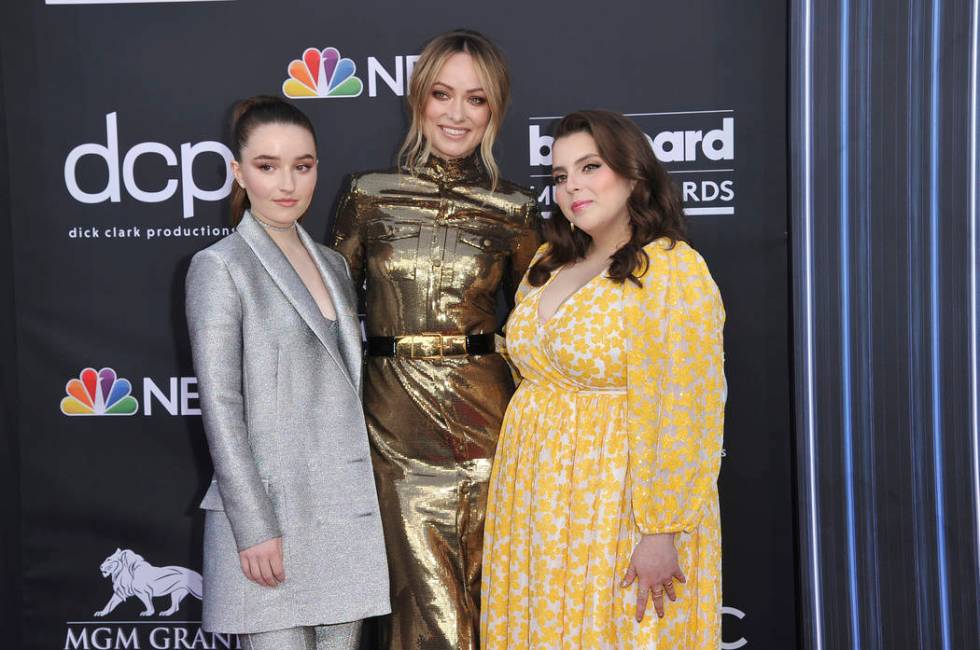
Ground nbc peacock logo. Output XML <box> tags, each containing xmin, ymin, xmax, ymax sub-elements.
<box><xmin>61</xmin><ymin>367</ymin><xmax>138</xmax><ymax>416</ymax></box>
<box><xmin>282</xmin><ymin>47</ymin><xmax>363</xmax><ymax>99</ymax></box>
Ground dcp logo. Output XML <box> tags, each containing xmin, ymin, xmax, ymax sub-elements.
<box><xmin>64</xmin><ymin>112</ymin><xmax>233</xmax><ymax>218</ymax></box>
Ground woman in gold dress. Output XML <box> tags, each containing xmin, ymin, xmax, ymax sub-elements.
<box><xmin>482</xmin><ymin>110</ymin><xmax>726</xmax><ymax>649</ymax></box>
<box><xmin>330</xmin><ymin>29</ymin><xmax>539</xmax><ymax>650</ymax></box>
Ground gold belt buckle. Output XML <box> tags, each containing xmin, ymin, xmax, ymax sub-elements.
<box><xmin>445</xmin><ymin>334</ymin><xmax>468</xmax><ymax>356</ymax></box>
<box><xmin>393</xmin><ymin>333</ymin><xmax>443</xmax><ymax>359</ymax></box>
<box><xmin>394</xmin><ymin>335</ymin><xmax>424</xmax><ymax>358</ymax></box>
<box><xmin>415</xmin><ymin>333</ymin><xmax>443</xmax><ymax>359</ymax></box>
<box><xmin>395</xmin><ymin>333</ymin><xmax>469</xmax><ymax>359</ymax></box>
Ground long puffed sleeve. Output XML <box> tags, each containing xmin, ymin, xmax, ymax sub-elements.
<box><xmin>330</xmin><ymin>176</ymin><xmax>365</xmax><ymax>293</ymax></box>
<box><xmin>186</xmin><ymin>250</ymin><xmax>281</xmax><ymax>551</ymax></box>
<box><xmin>624</xmin><ymin>239</ymin><xmax>726</xmax><ymax>535</ymax></box>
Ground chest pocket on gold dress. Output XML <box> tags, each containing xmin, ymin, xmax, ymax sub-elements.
<box><xmin>365</xmin><ymin>220</ymin><xmax>422</xmax><ymax>281</ymax></box>
<box><xmin>452</xmin><ymin>228</ymin><xmax>507</xmax><ymax>289</ymax></box>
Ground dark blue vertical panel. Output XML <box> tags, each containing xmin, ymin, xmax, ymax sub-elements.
<box><xmin>792</xmin><ymin>0</ymin><xmax>980</xmax><ymax>648</ymax></box>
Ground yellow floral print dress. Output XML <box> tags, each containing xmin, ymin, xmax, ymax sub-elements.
<box><xmin>481</xmin><ymin>239</ymin><xmax>726</xmax><ymax>649</ymax></box>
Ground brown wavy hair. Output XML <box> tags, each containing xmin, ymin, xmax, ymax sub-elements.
<box><xmin>228</xmin><ymin>95</ymin><xmax>317</xmax><ymax>225</ymax></box>
<box><xmin>398</xmin><ymin>29</ymin><xmax>510</xmax><ymax>190</ymax></box>
<box><xmin>528</xmin><ymin>110</ymin><xmax>688</xmax><ymax>287</ymax></box>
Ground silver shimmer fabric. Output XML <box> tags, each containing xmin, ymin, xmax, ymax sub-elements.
<box><xmin>186</xmin><ymin>212</ymin><xmax>390</xmax><ymax>634</ymax></box>
<box><xmin>240</xmin><ymin>621</ymin><xmax>361</xmax><ymax>650</ymax></box>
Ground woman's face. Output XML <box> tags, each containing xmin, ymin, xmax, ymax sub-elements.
<box><xmin>231</xmin><ymin>122</ymin><xmax>317</xmax><ymax>226</ymax></box>
<box><xmin>421</xmin><ymin>52</ymin><xmax>491</xmax><ymax>160</ymax></box>
<box><xmin>551</xmin><ymin>131</ymin><xmax>634</xmax><ymax>239</ymax></box>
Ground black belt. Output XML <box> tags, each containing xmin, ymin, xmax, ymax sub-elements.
<box><xmin>367</xmin><ymin>332</ymin><xmax>496</xmax><ymax>358</ymax></box>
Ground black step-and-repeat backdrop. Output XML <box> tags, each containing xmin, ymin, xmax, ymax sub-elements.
<box><xmin>1</xmin><ymin>1</ymin><xmax>794</xmax><ymax>648</ymax></box>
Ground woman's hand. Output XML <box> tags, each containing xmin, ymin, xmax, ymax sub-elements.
<box><xmin>621</xmin><ymin>533</ymin><xmax>686</xmax><ymax>621</ymax></box>
<box><xmin>239</xmin><ymin>537</ymin><xmax>285</xmax><ymax>587</ymax></box>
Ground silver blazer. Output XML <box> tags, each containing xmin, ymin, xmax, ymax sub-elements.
<box><xmin>186</xmin><ymin>211</ymin><xmax>390</xmax><ymax>634</ymax></box>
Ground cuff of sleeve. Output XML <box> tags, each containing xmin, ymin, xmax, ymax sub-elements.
<box><xmin>226</xmin><ymin>505</ymin><xmax>282</xmax><ymax>552</ymax></box>
<box><xmin>639</xmin><ymin>525</ymin><xmax>686</xmax><ymax>537</ymax></box>
<box><xmin>635</xmin><ymin>514</ymin><xmax>694</xmax><ymax>536</ymax></box>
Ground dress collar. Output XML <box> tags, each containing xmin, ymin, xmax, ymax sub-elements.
<box><xmin>413</xmin><ymin>151</ymin><xmax>486</xmax><ymax>184</ymax></box>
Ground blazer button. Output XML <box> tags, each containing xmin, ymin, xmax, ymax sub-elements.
<box><xmin>433</xmin><ymin>259</ymin><xmax>442</xmax><ymax>267</ymax></box>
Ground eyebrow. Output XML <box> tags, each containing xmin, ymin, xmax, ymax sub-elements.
<box><xmin>251</xmin><ymin>153</ymin><xmax>316</xmax><ymax>161</ymax></box>
<box><xmin>551</xmin><ymin>153</ymin><xmax>600</xmax><ymax>174</ymax></box>
<box><xmin>432</xmin><ymin>80</ymin><xmax>486</xmax><ymax>93</ymax></box>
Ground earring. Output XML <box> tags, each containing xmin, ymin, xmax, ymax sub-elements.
<box><xmin>569</xmin><ymin>219</ymin><xmax>575</xmax><ymax>232</ymax></box>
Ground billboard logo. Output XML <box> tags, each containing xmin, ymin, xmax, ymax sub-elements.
<box><xmin>529</xmin><ymin>110</ymin><xmax>737</xmax><ymax>217</ymax></box>
<box><xmin>61</xmin><ymin>368</ymin><xmax>138</xmax><ymax>416</ymax></box>
<box><xmin>94</xmin><ymin>548</ymin><xmax>202</xmax><ymax>618</ymax></box>
<box><xmin>283</xmin><ymin>47</ymin><xmax>364</xmax><ymax>98</ymax></box>
<box><xmin>528</xmin><ymin>117</ymin><xmax>734</xmax><ymax>166</ymax></box>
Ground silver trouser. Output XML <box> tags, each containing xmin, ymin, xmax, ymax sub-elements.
<box><xmin>241</xmin><ymin>621</ymin><xmax>362</xmax><ymax>650</ymax></box>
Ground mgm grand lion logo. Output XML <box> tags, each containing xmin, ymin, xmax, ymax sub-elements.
<box><xmin>94</xmin><ymin>548</ymin><xmax>203</xmax><ymax>617</ymax></box>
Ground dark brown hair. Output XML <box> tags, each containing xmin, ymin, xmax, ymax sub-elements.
<box><xmin>228</xmin><ymin>95</ymin><xmax>317</xmax><ymax>224</ymax></box>
<box><xmin>398</xmin><ymin>29</ymin><xmax>510</xmax><ymax>189</ymax></box>
<box><xmin>528</xmin><ymin>110</ymin><xmax>688</xmax><ymax>287</ymax></box>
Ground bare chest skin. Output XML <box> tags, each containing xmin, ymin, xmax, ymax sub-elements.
<box><xmin>537</xmin><ymin>255</ymin><xmax>610</xmax><ymax>325</ymax></box>
<box><xmin>281</xmin><ymin>243</ymin><xmax>337</xmax><ymax>321</ymax></box>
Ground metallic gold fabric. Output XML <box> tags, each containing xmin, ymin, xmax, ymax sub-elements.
<box><xmin>331</xmin><ymin>154</ymin><xmax>539</xmax><ymax>650</ymax></box>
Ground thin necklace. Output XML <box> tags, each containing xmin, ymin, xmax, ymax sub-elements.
<box><xmin>252</xmin><ymin>212</ymin><xmax>296</xmax><ymax>232</ymax></box>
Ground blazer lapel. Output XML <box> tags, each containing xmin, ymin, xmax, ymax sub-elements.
<box><xmin>237</xmin><ymin>212</ymin><xmax>356</xmax><ymax>394</ymax></box>
<box><xmin>296</xmin><ymin>225</ymin><xmax>362</xmax><ymax>392</ymax></box>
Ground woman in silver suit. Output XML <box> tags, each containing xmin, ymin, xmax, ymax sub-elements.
<box><xmin>186</xmin><ymin>96</ymin><xmax>389</xmax><ymax>650</ymax></box>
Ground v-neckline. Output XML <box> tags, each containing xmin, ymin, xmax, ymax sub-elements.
<box><xmin>283</xmin><ymin>237</ymin><xmax>337</xmax><ymax>323</ymax></box>
<box><xmin>536</xmin><ymin>264</ymin><xmax>609</xmax><ymax>327</ymax></box>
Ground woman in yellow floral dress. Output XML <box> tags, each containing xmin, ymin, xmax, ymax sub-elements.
<box><xmin>481</xmin><ymin>110</ymin><xmax>726</xmax><ymax>649</ymax></box>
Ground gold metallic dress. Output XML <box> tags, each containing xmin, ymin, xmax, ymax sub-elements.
<box><xmin>331</xmin><ymin>154</ymin><xmax>539</xmax><ymax>650</ymax></box>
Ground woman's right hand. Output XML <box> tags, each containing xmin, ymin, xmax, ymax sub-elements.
<box><xmin>621</xmin><ymin>533</ymin><xmax>686</xmax><ymax>621</ymax></box>
<box><xmin>239</xmin><ymin>537</ymin><xmax>285</xmax><ymax>587</ymax></box>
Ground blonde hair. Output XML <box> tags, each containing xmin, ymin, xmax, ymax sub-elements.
<box><xmin>398</xmin><ymin>29</ymin><xmax>511</xmax><ymax>189</ymax></box>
